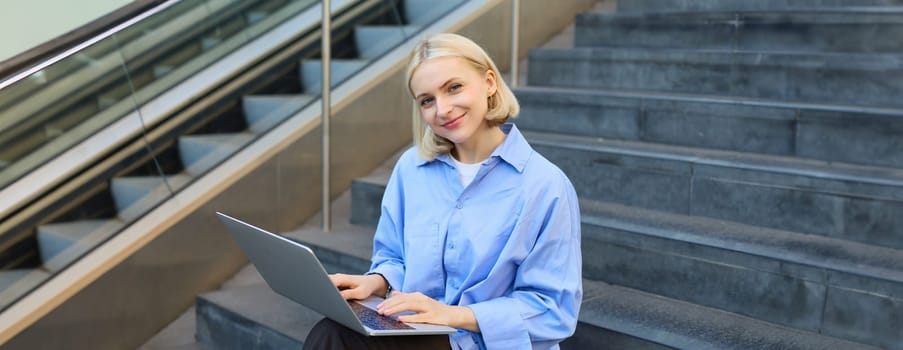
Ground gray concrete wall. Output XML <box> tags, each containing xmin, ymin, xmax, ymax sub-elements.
<box><xmin>0</xmin><ymin>1</ymin><xmax>600</xmax><ymax>349</ymax></box>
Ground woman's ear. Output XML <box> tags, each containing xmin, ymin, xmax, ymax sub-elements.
<box><xmin>485</xmin><ymin>70</ymin><xmax>498</xmax><ymax>96</ymax></box>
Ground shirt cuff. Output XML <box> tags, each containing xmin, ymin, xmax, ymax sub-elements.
<box><xmin>467</xmin><ymin>297</ymin><xmax>532</xmax><ymax>349</ymax></box>
<box><xmin>367</xmin><ymin>263</ymin><xmax>403</xmax><ymax>295</ymax></box>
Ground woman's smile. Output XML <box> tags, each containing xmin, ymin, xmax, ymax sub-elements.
<box><xmin>441</xmin><ymin>113</ymin><xmax>465</xmax><ymax>129</ymax></box>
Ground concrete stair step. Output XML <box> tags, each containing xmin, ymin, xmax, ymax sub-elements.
<box><xmin>299</xmin><ymin>59</ymin><xmax>368</xmax><ymax>93</ymax></box>
<box><xmin>576</xmin><ymin>10</ymin><xmax>903</xmax><ymax>53</ymax></box>
<box><xmin>574</xmin><ymin>279</ymin><xmax>880</xmax><ymax>350</ymax></box>
<box><xmin>283</xmin><ymin>232</ymin><xmax>374</xmax><ymax>275</ymax></box>
<box><xmin>110</xmin><ymin>174</ymin><xmax>194</xmax><ymax>221</ymax></box>
<box><xmin>195</xmin><ymin>283</ymin><xmax>321</xmax><ymax>349</ymax></box>
<box><xmin>579</xmin><ymin>199</ymin><xmax>903</xmax><ymax>348</ymax></box>
<box><xmin>618</xmin><ymin>0</ymin><xmax>903</xmax><ymax>12</ymax></box>
<box><xmin>354</xmin><ymin>25</ymin><xmax>421</xmax><ymax>59</ymax></box>
<box><xmin>514</xmin><ymin>86</ymin><xmax>903</xmax><ymax>169</ymax></box>
<box><xmin>348</xmin><ymin>149</ymin><xmax>404</xmax><ymax>227</ymax></box>
<box><xmin>350</xmin><ymin>131</ymin><xmax>903</xmax><ymax>250</ymax></box>
<box><xmin>36</xmin><ymin>219</ymin><xmax>126</xmax><ymax>272</ymax></box>
<box><xmin>284</xmin><ymin>189</ymin><xmax>383</xmax><ymax>273</ymax></box>
<box><xmin>195</xmin><ymin>243</ymin><xmax>366</xmax><ymax>350</ymax></box>
<box><xmin>178</xmin><ymin>133</ymin><xmax>255</xmax><ymax>176</ymax></box>
<box><xmin>526</xmin><ymin>130</ymin><xmax>903</xmax><ymax>249</ymax></box>
<box><xmin>527</xmin><ymin>47</ymin><xmax>903</xmax><ymax>108</ymax></box>
<box><xmin>241</xmin><ymin>94</ymin><xmax>316</xmax><ymax>134</ymax></box>
<box><xmin>350</xmin><ymin>174</ymin><xmax>390</xmax><ymax>227</ymax></box>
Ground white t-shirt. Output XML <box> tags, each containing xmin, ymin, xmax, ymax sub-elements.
<box><xmin>452</xmin><ymin>156</ymin><xmax>483</xmax><ymax>188</ymax></box>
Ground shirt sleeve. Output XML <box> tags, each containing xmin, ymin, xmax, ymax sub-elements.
<box><xmin>467</xmin><ymin>179</ymin><xmax>583</xmax><ymax>349</ymax></box>
<box><xmin>367</xmin><ymin>156</ymin><xmax>407</xmax><ymax>293</ymax></box>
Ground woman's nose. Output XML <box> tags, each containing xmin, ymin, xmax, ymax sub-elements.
<box><xmin>435</xmin><ymin>97</ymin><xmax>452</xmax><ymax>118</ymax></box>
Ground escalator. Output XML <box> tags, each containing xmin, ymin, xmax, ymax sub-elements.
<box><xmin>0</xmin><ymin>0</ymin><xmax>463</xmax><ymax>322</ymax></box>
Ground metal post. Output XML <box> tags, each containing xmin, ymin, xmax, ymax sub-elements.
<box><xmin>321</xmin><ymin>0</ymin><xmax>332</xmax><ymax>232</ymax></box>
<box><xmin>510</xmin><ymin>0</ymin><xmax>520</xmax><ymax>88</ymax></box>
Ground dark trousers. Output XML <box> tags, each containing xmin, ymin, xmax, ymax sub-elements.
<box><xmin>303</xmin><ymin>318</ymin><xmax>452</xmax><ymax>350</ymax></box>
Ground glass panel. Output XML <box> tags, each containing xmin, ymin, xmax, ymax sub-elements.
<box><xmin>0</xmin><ymin>33</ymin><xmax>133</xmax><ymax>189</ymax></box>
<box><xmin>0</xmin><ymin>0</ymin><xmax>324</xmax><ymax>313</ymax></box>
<box><xmin>125</xmin><ymin>0</ymin><xmax>318</xmax><ymax>108</ymax></box>
<box><xmin>0</xmin><ymin>0</ymin><xmax>323</xmax><ymax>191</ymax></box>
<box><xmin>0</xmin><ymin>0</ymin><xmax>207</xmax><ymax>191</ymax></box>
<box><xmin>0</xmin><ymin>56</ymin><xmax>145</xmax><ymax>312</ymax></box>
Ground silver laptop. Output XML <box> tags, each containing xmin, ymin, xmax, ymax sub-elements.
<box><xmin>216</xmin><ymin>212</ymin><xmax>456</xmax><ymax>336</ymax></box>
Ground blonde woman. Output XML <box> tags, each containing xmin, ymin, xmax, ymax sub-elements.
<box><xmin>305</xmin><ymin>33</ymin><xmax>582</xmax><ymax>350</ymax></box>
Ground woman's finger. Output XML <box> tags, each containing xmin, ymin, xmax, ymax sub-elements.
<box><xmin>379</xmin><ymin>292</ymin><xmax>435</xmax><ymax>315</ymax></box>
<box><xmin>339</xmin><ymin>286</ymin><xmax>369</xmax><ymax>300</ymax></box>
<box><xmin>329</xmin><ymin>274</ymin><xmax>354</xmax><ymax>288</ymax></box>
<box><xmin>397</xmin><ymin>313</ymin><xmax>430</xmax><ymax>324</ymax></box>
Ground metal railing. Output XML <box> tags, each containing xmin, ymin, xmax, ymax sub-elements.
<box><xmin>510</xmin><ymin>0</ymin><xmax>520</xmax><ymax>88</ymax></box>
<box><xmin>322</xmin><ymin>0</ymin><xmax>332</xmax><ymax>232</ymax></box>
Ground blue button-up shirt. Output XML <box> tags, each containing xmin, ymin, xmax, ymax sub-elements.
<box><xmin>369</xmin><ymin>124</ymin><xmax>582</xmax><ymax>349</ymax></box>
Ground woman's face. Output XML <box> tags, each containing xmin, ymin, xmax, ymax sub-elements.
<box><xmin>409</xmin><ymin>57</ymin><xmax>497</xmax><ymax>147</ymax></box>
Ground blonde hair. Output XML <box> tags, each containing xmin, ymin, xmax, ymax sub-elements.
<box><xmin>406</xmin><ymin>33</ymin><xmax>520</xmax><ymax>160</ymax></box>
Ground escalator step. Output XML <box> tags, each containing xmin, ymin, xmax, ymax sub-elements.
<box><xmin>404</xmin><ymin>0</ymin><xmax>466</xmax><ymax>26</ymax></box>
<box><xmin>299</xmin><ymin>59</ymin><xmax>368</xmax><ymax>93</ymax></box>
<box><xmin>354</xmin><ymin>25</ymin><xmax>421</xmax><ymax>59</ymax></box>
<box><xmin>201</xmin><ymin>37</ymin><xmax>222</xmax><ymax>50</ymax></box>
<box><xmin>179</xmin><ymin>133</ymin><xmax>255</xmax><ymax>176</ymax></box>
<box><xmin>37</xmin><ymin>219</ymin><xmax>126</xmax><ymax>272</ymax></box>
<box><xmin>111</xmin><ymin>174</ymin><xmax>194</xmax><ymax>221</ymax></box>
<box><xmin>242</xmin><ymin>94</ymin><xmax>316</xmax><ymax>133</ymax></box>
<box><xmin>153</xmin><ymin>65</ymin><xmax>175</xmax><ymax>78</ymax></box>
<box><xmin>246</xmin><ymin>11</ymin><xmax>268</xmax><ymax>25</ymax></box>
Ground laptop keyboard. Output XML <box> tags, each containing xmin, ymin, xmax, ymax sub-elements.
<box><xmin>349</xmin><ymin>302</ymin><xmax>414</xmax><ymax>330</ymax></box>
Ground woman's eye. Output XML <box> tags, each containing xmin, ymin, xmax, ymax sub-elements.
<box><xmin>420</xmin><ymin>97</ymin><xmax>434</xmax><ymax>106</ymax></box>
<box><xmin>449</xmin><ymin>84</ymin><xmax>462</xmax><ymax>92</ymax></box>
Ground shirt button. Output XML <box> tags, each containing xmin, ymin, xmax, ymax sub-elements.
<box><xmin>455</xmin><ymin>201</ymin><xmax>463</xmax><ymax>209</ymax></box>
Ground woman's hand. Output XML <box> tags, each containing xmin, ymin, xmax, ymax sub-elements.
<box><xmin>377</xmin><ymin>291</ymin><xmax>480</xmax><ymax>332</ymax></box>
<box><xmin>329</xmin><ymin>274</ymin><xmax>387</xmax><ymax>300</ymax></box>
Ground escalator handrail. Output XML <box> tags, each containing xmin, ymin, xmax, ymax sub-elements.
<box><xmin>0</xmin><ymin>0</ymin><xmax>180</xmax><ymax>91</ymax></box>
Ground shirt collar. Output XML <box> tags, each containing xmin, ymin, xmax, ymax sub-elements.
<box><xmin>416</xmin><ymin>123</ymin><xmax>532</xmax><ymax>173</ymax></box>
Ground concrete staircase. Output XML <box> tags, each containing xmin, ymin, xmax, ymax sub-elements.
<box><xmin>354</xmin><ymin>2</ymin><xmax>901</xmax><ymax>349</ymax></box>
<box><xmin>527</xmin><ymin>1</ymin><xmax>901</xmax><ymax>349</ymax></box>
<box><xmin>144</xmin><ymin>1</ymin><xmax>903</xmax><ymax>349</ymax></box>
